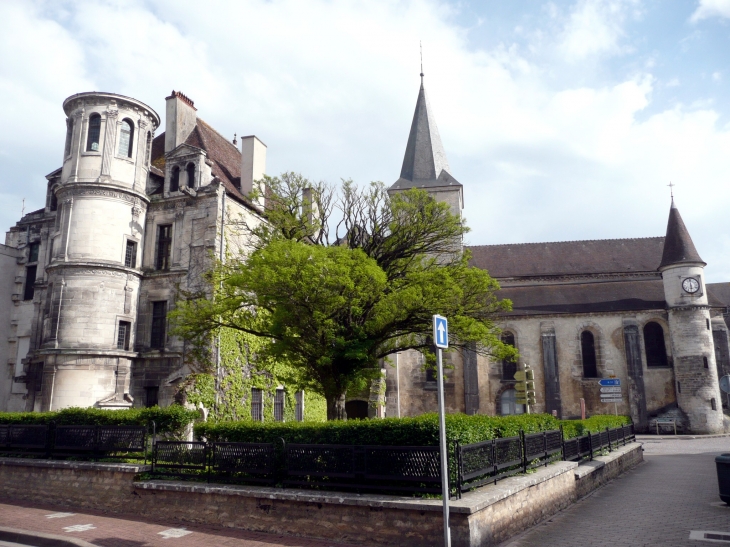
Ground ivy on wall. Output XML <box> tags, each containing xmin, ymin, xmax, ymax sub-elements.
<box><xmin>182</xmin><ymin>327</ymin><xmax>327</xmax><ymax>423</ymax></box>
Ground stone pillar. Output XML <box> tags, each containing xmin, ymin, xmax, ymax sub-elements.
<box><xmin>100</xmin><ymin>108</ymin><xmax>118</xmax><ymax>179</ymax></box>
<box><xmin>541</xmin><ymin>324</ymin><xmax>561</xmax><ymax>417</ymax></box>
<box><xmin>463</xmin><ymin>343</ymin><xmax>479</xmax><ymax>415</ymax></box>
<box><xmin>622</xmin><ymin>321</ymin><xmax>648</xmax><ymax>431</ymax></box>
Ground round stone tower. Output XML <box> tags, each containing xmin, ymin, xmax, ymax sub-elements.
<box><xmin>38</xmin><ymin>92</ymin><xmax>160</xmax><ymax>410</ymax></box>
<box><xmin>659</xmin><ymin>200</ymin><xmax>724</xmax><ymax>434</ymax></box>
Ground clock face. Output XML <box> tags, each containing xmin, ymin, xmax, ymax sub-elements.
<box><xmin>682</xmin><ymin>277</ymin><xmax>700</xmax><ymax>294</ymax></box>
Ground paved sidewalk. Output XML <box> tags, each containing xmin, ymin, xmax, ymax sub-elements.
<box><xmin>0</xmin><ymin>500</ymin><xmax>361</xmax><ymax>547</ymax></box>
<box><xmin>501</xmin><ymin>436</ymin><xmax>730</xmax><ymax>547</ymax></box>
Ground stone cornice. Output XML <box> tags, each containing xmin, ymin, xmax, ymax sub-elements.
<box><xmin>45</xmin><ymin>261</ymin><xmax>142</xmax><ymax>279</ymax></box>
<box><xmin>55</xmin><ymin>182</ymin><xmax>150</xmax><ymax>206</ymax></box>
<box><xmin>498</xmin><ymin>271</ymin><xmax>661</xmax><ymax>287</ymax></box>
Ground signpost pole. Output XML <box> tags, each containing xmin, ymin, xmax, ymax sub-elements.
<box><xmin>433</xmin><ymin>315</ymin><xmax>451</xmax><ymax>547</ymax></box>
<box><xmin>436</xmin><ymin>346</ymin><xmax>451</xmax><ymax>547</ymax></box>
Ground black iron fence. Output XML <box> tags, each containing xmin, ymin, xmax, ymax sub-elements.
<box><xmin>0</xmin><ymin>422</ymin><xmax>635</xmax><ymax>497</ymax></box>
<box><xmin>0</xmin><ymin>424</ymin><xmax>146</xmax><ymax>461</ymax></box>
<box><xmin>455</xmin><ymin>425</ymin><xmax>634</xmax><ymax>497</ymax></box>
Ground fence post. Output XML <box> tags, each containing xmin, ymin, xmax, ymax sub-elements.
<box><xmin>588</xmin><ymin>432</ymin><xmax>593</xmax><ymax>461</ymax></box>
<box><xmin>492</xmin><ymin>439</ymin><xmax>498</xmax><ymax>485</ymax></box>
<box><xmin>560</xmin><ymin>425</ymin><xmax>565</xmax><ymax>461</ymax></box>
<box><xmin>520</xmin><ymin>430</ymin><xmax>527</xmax><ymax>474</ymax></box>
<box><xmin>455</xmin><ymin>442</ymin><xmax>461</xmax><ymax>500</ymax></box>
<box><xmin>206</xmin><ymin>442</ymin><xmax>211</xmax><ymax>484</ymax></box>
<box><xmin>606</xmin><ymin>427</ymin><xmax>612</xmax><ymax>452</ymax></box>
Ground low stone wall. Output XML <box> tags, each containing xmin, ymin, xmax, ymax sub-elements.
<box><xmin>0</xmin><ymin>442</ymin><xmax>643</xmax><ymax>547</ymax></box>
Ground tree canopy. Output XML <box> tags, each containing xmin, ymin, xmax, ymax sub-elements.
<box><xmin>171</xmin><ymin>173</ymin><xmax>514</xmax><ymax>419</ymax></box>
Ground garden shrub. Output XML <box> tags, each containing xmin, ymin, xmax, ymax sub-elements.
<box><xmin>559</xmin><ymin>415</ymin><xmax>632</xmax><ymax>439</ymax></box>
<box><xmin>0</xmin><ymin>405</ymin><xmax>199</xmax><ymax>435</ymax></box>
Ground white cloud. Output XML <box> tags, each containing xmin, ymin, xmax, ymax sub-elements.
<box><xmin>1</xmin><ymin>0</ymin><xmax>730</xmax><ymax>282</ymax></box>
<box><xmin>691</xmin><ymin>0</ymin><xmax>730</xmax><ymax>21</ymax></box>
<box><xmin>555</xmin><ymin>0</ymin><xmax>638</xmax><ymax>61</ymax></box>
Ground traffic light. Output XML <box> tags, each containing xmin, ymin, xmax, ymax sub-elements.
<box><xmin>514</xmin><ymin>365</ymin><xmax>536</xmax><ymax>412</ymax></box>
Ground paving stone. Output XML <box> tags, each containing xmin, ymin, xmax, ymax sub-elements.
<box><xmin>501</xmin><ymin>437</ymin><xmax>730</xmax><ymax>547</ymax></box>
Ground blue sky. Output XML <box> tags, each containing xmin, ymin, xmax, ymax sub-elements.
<box><xmin>2</xmin><ymin>0</ymin><xmax>730</xmax><ymax>279</ymax></box>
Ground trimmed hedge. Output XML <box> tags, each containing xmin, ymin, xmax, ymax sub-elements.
<box><xmin>560</xmin><ymin>415</ymin><xmax>632</xmax><ymax>439</ymax></box>
<box><xmin>196</xmin><ymin>413</ymin><xmax>633</xmax><ymax>447</ymax></box>
<box><xmin>0</xmin><ymin>406</ymin><xmax>199</xmax><ymax>435</ymax></box>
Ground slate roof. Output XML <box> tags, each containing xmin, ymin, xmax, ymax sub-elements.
<box><xmin>390</xmin><ymin>78</ymin><xmax>461</xmax><ymax>191</ymax></box>
<box><xmin>707</xmin><ymin>283</ymin><xmax>730</xmax><ymax>308</ymax></box>
<box><xmin>498</xmin><ymin>279</ymin><xmax>667</xmax><ymax>316</ymax></box>
<box><xmin>150</xmin><ymin>120</ymin><xmax>253</xmax><ymax>207</ymax></box>
<box><xmin>659</xmin><ymin>201</ymin><xmax>705</xmax><ymax>268</ymax></box>
<box><xmin>468</xmin><ymin>237</ymin><xmax>666</xmax><ymax>278</ymax></box>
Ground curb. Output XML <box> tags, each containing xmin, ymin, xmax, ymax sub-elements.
<box><xmin>636</xmin><ymin>433</ymin><xmax>730</xmax><ymax>440</ymax></box>
<box><xmin>0</xmin><ymin>526</ymin><xmax>98</xmax><ymax>547</ymax></box>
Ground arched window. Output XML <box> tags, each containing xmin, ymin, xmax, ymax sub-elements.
<box><xmin>118</xmin><ymin>119</ymin><xmax>134</xmax><ymax>158</ymax></box>
<box><xmin>145</xmin><ymin>132</ymin><xmax>152</xmax><ymax>165</ymax></box>
<box><xmin>186</xmin><ymin>162</ymin><xmax>196</xmax><ymax>188</ymax></box>
<box><xmin>500</xmin><ymin>389</ymin><xmax>524</xmax><ymax>416</ymax></box>
<box><xmin>64</xmin><ymin>119</ymin><xmax>74</xmax><ymax>157</ymax></box>
<box><xmin>581</xmin><ymin>331</ymin><xmax>599</xmax><ymax>378</ymax></box>
<box><xmin>644</xmin><ymin>322</ymin><xmax>669</xmax><ymax>367</ymax></box>
<box><xmin>501</xmin><ymin>332</ymin><xmax>517</xmax><ymax>380</ymax></box>
<box><xmin>86</xmin><ymin>113</ymin><xmax>101</xmax><ymax>151</ymax></box>
<box><xmin>170</xmin><ymin>167</ymin><xmax>180</xmax><ymax>192</ymax></box>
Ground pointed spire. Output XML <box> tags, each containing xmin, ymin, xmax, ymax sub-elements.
<box><xmin>659</xmin><ymin>201</ymin><xmax>705</xmax><ymax>269</ymax></box>
<box><xmin>390</xmin><ymin>74</ymin><xmax>460</xmax><ymax>191</ymax></box>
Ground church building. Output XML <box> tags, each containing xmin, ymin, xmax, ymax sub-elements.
<box><xmin>0</xmin><ymin>81</ymin><xmax>728</xmax><ymax>434</ymax></box>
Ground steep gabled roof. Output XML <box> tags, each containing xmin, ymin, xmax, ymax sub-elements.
<box><xmin>149</xmin><ymin>119</ymin><xmax>253</xmax><ymax>207</ymax></box>
<box><xmin>468</xmin><ymin>237</ymin><xmax>666</xmax><ymax>278</ymax></box>
<box><xmin>658</xmin><ymin>201</ymin><xmax>705</xmax><ymax>269</ymax></box>
<box><xmin>390</xmin><ymin>78</ymin><xmax>461</xmax><ymax>191</ymax></box>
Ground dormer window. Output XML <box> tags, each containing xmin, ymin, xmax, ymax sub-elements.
<box><xmin>118</xmin><ymin>119</ymin><xmax>134</xmax><ymax>158</ymax></box>
<box><xmin>170</xmin><ymin>166</ymin><xmax>180</xmax><ymax>192</ymax></box>
<box><xmin>86</xmin><ymin>114</ymin><xmax>101</xmax><ymax>152</ymax></box>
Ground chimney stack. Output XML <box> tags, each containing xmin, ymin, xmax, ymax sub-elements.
<box><xmin>164</xmin><ymin>91</ymin><xmax>197</xmax><ymax>153</ymax></box>
<box><xmin>240</xmin><ymin>135</ymin><xmax>267</xmax><ymax>208</ymax></box>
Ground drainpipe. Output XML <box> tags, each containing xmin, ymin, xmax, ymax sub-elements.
<box><xmin>214</xmin><ymin>188</ymin><xmax>226</xmax><ymax>411</ymax></box>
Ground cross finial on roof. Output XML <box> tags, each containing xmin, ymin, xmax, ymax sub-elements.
<box><xmin>233</xmin><ymin>132</ymin><xmax>237</xmax><ymax>145</ymax></box>
<box><xmin>420</xmin><ymin>41</ymin><xmax>424</xmax><ymax>85</ymax></box>
<box><xmin>668</xmin><ymin>181</ymin><xmax>675</xmax><ymax>202</ymax></box>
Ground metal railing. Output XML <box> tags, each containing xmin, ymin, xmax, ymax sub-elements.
<box><xmin>455</xmin><ymin>425</ymin><xmax>634</xmax><ymax>497</ymax></box>
<box><xmin>0</xmin><ymin>424</ymin><xmax>146</xmax><ymax>461</ymax></box>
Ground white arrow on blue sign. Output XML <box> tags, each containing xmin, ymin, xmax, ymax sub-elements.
<box><xmin>598</xmin><ymin>379</ymin><xmax>621</xmax><ymax>387</ymax></box>
<box><xmin>433</xmin><ymin>315</ymin><xmax>448</xmax><ymax>349</ymax></box>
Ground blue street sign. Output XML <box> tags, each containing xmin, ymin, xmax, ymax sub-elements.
<box><xmin>598</xmin><ymin>378</ymin><xmax>621</xmax><ymax>387</ymax></box>
<box><xmin>433</xmin><ymin>315</ymin><xmax>448</xmax><ymax>349</ymax></box>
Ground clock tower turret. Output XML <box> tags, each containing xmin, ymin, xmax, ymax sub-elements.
<box><xmin>659</xmin><ymin>200</ymin><xmax>723</xmax><ymax>434</ymax></box>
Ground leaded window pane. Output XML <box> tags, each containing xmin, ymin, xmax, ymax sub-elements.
<box><xmin>86</xmin><ymin>114</ymin><xmax>101</xmax><ymax>152</ymax></box>
<box><xmin>118</xmin><ymin>119</ymin><xmax>133</xmax><ymax>157</ymax></box>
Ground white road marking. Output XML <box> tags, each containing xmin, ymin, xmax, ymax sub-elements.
<box><xmin>689</xmin><ymin>530</ymin><xmax>730</xmax><ymax>543</ymax></box>
<box><xmin>63</xmin><ymin>524</ymin><xmax>96</xmax><ymax>533</ymax></box>
<box><xmin>158</xmin><ymin>528</ymin><xmax>192</xmax><ymax>539</ymax></box>
<box><xmin>46</xmin><ymin>513</ymin><xmax>76</xmax><ymax>519</ymax></box>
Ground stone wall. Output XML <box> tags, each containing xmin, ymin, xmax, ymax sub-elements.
<box><xmin>0</xmin><ymin>443</ymin><xmax>643</xmax><ymax>547</ymax></box>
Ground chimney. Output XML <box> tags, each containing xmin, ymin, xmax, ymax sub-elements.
<box><xmin>165</xmin><ymin>91</ymin><xmax>197</xmax><ymax>153</ymax></box>
<box><xmin>240</xmin><ymin>135</ymin><xmax>267</xmax><ymax>207</ymax></box>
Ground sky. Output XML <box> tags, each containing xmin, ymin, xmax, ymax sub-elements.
<box><xmin>1</xmin><ymin>0</ymin><xmax>730</xmax><ymax>280</ymax></box>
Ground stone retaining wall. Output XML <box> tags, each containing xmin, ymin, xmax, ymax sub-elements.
<box><xmin>0</xmin><ymin>442</ymin><xmax>643</xmax><ymax>547</ymax></box>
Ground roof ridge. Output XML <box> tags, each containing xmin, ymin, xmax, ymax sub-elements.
<box><xmin>467</xmin><ymin>236</ymin><xmax>665</xmax><ymax>249</ymax></box>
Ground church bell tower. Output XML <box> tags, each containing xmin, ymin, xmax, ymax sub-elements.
<box><xmin>659</xmin><ymin>200</ymin><xmax>724</xmax><ymax>434</ymax></box>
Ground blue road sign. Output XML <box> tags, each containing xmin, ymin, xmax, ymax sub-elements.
<box><xmin>598</xmin><ymin>378</ymin><xmax>621</xmax><ymax>387</ymax></box>
<box><xmin>433</xmin><ymin>315</ymin><xmax>448</xmax><ymax>349</ymax></box>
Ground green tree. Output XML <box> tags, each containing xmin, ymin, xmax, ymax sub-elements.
<box><xmin>171</xmin><ymin>174</ymin><xmax>514</xmax><ymax>420</ymax></box>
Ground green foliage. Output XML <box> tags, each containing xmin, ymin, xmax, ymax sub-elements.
<box><xmin>0</xmin><ymin>406</ymin><xmax>198</xmax><ymax>435</ymax></box>
<box><xmin>172</xmin><ymin>175</ymin><xmax>515</xmax><ymax>419</ymax></box>
<box><xmin>195</xmin><ymin>413</ymin><xmax>562</xmax><ymax>447</ymax></box>
<box><xmin>559</xmin><ymin>415</ymin><xmax>632</xmax><ymax>439</ymax></box>
<box><xmin>178</xmin><ymin>326</ymin><xmax>327</xmax><ymax>423</ymax></box>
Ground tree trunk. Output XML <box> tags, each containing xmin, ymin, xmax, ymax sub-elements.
<box><xmin>326</xmin><ymin>392</ymin><xmax>347</xmax><ymax>420</ymax></box>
